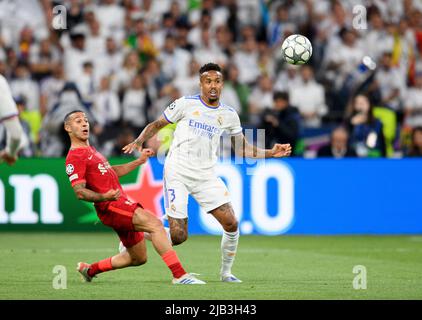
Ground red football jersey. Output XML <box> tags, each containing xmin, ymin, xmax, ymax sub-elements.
<box><xmin>65</xmin><ymin>146</ymin><xmax>128</xmax><ymax>210</ymax></box>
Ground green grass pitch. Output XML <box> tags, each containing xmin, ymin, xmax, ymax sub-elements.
<box><xmin>0</xmin><ymin>233</ymin><xmax>421</xmax><ymax>299</ymax></box>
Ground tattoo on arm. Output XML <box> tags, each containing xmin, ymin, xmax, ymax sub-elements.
<box><xmin>73</xmin><ymin>183</ymin><xmax>105</xmax><ymax>202</ymax></box>
<box><xmin>134</xmin><ymin>117</ymin><xmax>169</xmax><ymax>147</ymax></box>
<box><xmin>231</xmin><ymin>135</ymin><xmax>248</xmax><ymax>157</ymax></box>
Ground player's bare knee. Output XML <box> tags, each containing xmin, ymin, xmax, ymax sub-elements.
<box><xmin>171</xmin><ymin>231</ymin><xmax>187</xmax><ymax>246</ymax></box>
<box><xmin>131</xmin><ymin>256</ymin><xmax>147</xmax><ymax>266</ymax></box>
<box><xmin>132</xmin><ymin>210</ymin><xmax>163</xmax><ymax>233</ymax></box>
<box><xmin>223</xmin><ymin>219</ymin><xmax>238</xmax><ymax>232</ymax></box>
<box><xmin>120</xmin><ymin>253</ymin><xmax>133</xmax><ymax>266</ymax></box>
<box><xmin>149</xmin><ymin>217</ymin><xmax>164</xmax><ymax>233</ymax></box>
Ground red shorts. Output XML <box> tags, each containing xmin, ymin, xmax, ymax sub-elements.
<box><xmin>96</xmin><ymin>199</ymin><xmax>144</xmax><ymax>248</ymax></box>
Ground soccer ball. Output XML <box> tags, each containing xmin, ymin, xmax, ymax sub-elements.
<box><xmin>281</xmin><ymin>34</ymin><xmax>312</xmax><ymax>65</ymax></box>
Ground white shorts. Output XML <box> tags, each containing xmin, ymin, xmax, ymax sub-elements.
<box><xmin>163</xmin><ymin>166</ymin><xmax>231</xmax><ymax>220</ymax></box>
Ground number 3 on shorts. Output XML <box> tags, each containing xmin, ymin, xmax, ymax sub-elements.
<box><xmin>168</xmin><ymin>188</ymin><xmax>175</xmax><ymax>202</ymax></box>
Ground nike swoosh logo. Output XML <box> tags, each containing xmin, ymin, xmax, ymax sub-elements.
<box><xmin>88</xmin><ymin>155</ymin><xmax>93</xmax><ymax>160</ymax></box>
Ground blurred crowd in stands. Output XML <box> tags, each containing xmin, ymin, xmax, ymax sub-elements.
<box><xmin>0</xmin><ymin>0</ymin><xmax>422</xmax><ymax>158</ymax></box>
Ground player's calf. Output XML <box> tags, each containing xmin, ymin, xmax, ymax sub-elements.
<box><xmin>170</xmin><ymin>231</ymin><xmax>188</xmax><ymax>246</ymax></box>
<box><xmin>168</xmin><ymin>217</ymin><xmax>188</xmax><ymax>245</ymax></box>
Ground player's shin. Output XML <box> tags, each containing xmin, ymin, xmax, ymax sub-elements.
<box><xmin>86</xmin><ymin>251</ymin><xmax>134</xmax><ymax>278</ymax></box>
<box><xmin>87</xmin><ymin>257</ymin><xmax>114</xmax><ymax>277</ymax></box>
<box><xmin>161</xmin><ymin>249</ymin><xmax>186</xmax><ymax>279</ymax></box>
<box><xmin>220</xmin><ymin>229</ymin><xmax>239</xmax><ymax>277</ymax></box>
<box><xmin>147</xmin><ymin>225</ymin><xmax>186</xmax><ymax>278</ymax></box>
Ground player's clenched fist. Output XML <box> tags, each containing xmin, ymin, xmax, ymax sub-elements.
<box><xmin>102</xmin><ymin>189</ymin><xmax>121</xmax><ymax>201</ymax></box>
<box><xmin>270</xmin><ymin>143</ymin><xmax>292</xmax><ymax>158</ymax></box>
<box><xmin>138</xmin><ymin>148</ymin><xmax>155</xmax><ymax>164</ymax></box>
<box><xmin>0</xmin><ymin>150</ymin><xmax>18</xmax><ymax>165</ymax></box>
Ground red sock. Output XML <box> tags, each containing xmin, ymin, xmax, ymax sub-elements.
<box><xmin>161</xmin><ymin>250</ymin><xmax>186</xmax><ymax>279</ymax></box>
<box><xmin>88</xmin><ymin>257</ymin><xmax>114</xmax><ymax>277</ymax></box>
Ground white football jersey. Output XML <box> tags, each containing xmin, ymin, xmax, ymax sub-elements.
<box><xmin>0</xmin><ymin>74</ymin><xmax>18</xmax><ymax>121</ymax></box>
<box><xmin>163</xmin><ymin>94</ymin><xmax>242</xmax><ymax>174</ymax></box>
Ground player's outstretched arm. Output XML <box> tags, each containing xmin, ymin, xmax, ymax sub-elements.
<box><xmin>72</xmin><ymin>183</ymin><xmax>120</xmax><ymax>202</ymax></box>
<box><xmin>112</xmin><ymin>149</ymin><xmax>155</xmax><ymax>177</ymax></box>
<box><xmin>231</xmin><ymin>134</ymin><xmax>292</xmax><ymax>159</ymax></box>
<box><xmin>0</xmin><ymin>117</ymin><xmax>26</xmax><ymax>165</ymax></box>
<box><xmin>122</xmin><ymin>116</ymin><xmax>170</xmax><ymax>154</ymax></box>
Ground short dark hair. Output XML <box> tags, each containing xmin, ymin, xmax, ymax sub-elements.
<box><xmin>16</xmin><ymin>61</ymin><xmax>30</xmax><ymax>70</ymax></box>
<box><xmin>83</xmin><ymin>61</ymin><xmax>93</xmax><ymax>68</ymax></box>
<box><xmin>64</xmin><ymin>110</ymin><xmax>85</xmax><ymax>124</ymax></box>
<box><xmin>412</xmin><ymin>126</ymin><xmax>422</xmax><ymax>139</ymax></box>
<box><xmin>199</xmin><ymin>63</ymin><xmax>222</xmax><ymax>75</ymax></box>
<box><xmin>273</xmin><ymin>91</ymin><xmax>289</xmax><ymax>102</ymax></box>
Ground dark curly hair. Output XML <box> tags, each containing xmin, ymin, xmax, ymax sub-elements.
<box><xmin>199</xmin><ymin>63</ymin><xmax>222</xmax><ymax>75</ymax></box>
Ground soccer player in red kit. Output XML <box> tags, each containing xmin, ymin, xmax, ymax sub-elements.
<box><xmin>64</xmin><ymin>110</ymin><xmax>205</xmax><ymax>284</ymax></box>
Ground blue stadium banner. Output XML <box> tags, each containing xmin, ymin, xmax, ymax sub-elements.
<box><xmin>0</xmin><ymin>158</ymin><xmax>421</xmax><ymax>234</ymax></box>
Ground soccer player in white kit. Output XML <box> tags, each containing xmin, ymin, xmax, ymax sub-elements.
<box><xmin>123</xmin><ymin>63</ymin><xmax>292</xmax><ymax>282</ymax></box>
<box><xmin>0</xmin><ymin>74</ymin><xmax>26</xmax><ymax>165</ymax></box>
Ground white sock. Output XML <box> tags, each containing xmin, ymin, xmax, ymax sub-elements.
<box><xmin>220</xmin><ymin>230</ymin><xmax>239</xmax><ymax>276</ymax></box>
